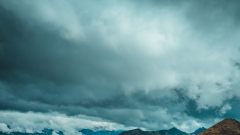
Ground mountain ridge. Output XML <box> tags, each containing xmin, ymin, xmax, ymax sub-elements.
<box><xmin>80</xmin><ymin>129</ymin><xmax>123</xmax><ymax>135</ymax></box>
<box><xmin>191</xmin><ymin>127</ymin><xmax>206</xmax><ymax>135</ymax></box>
<box><xmin>119</xmin><ymin>127</ymin><xmax>194</xmax><ymax>135</ymax></box>
<box><xmin>3</xmin><ymin>118</ymin><xmax>240</xmax><ymax>135</ymax></box>
<box><xmin>198</xmin><ymin>118</ymin><xmax>240</xmax><ymax>135</ymax></box>
<box><xmin>0</xmin><ymin>127</ymin><xmax>206</xmax><ymax>135</ymax></box>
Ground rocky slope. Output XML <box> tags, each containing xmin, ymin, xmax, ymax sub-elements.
<box><xmin>198</xmin><ymin>118</ymin><xmax>240</xmax><ymax>135</ymax></box>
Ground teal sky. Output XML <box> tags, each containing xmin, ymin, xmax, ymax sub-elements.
<box><xmin>0</xmin><ymin>0</ymin><xmax>240</xmax><ymax>134</ymax></box>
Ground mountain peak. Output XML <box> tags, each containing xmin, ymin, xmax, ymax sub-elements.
<box><xmin>168</xmin><ymin>127</ymin><xmax>181</xmax><ymax>132</ymax></box>
<box><xmin>119</xmin><ymin>128</ymin><xmax>160</xmax><ymax>135</ymax></box>
<box><xmin>219</xmin><ymin>118</ymin><xmax>239</xmax><ymax>123</ymax></box>
<box><xmin>170</xmin><ymin>127</ymin><xmax>178</xmax><ymax>130</ymax></box>
<box><xmin>126</xmin><ymin>128</ymin><xmax>142</xmax><ymax>132</ymax></box>
<box><xmin>158</xmin><ymin>127</ymin><xmax>187</xmax><ymax>135</ymax></box>
<box><xmin>192</xmin><ymin>127</ymin><xmax>206</xmax><ymax>134</ymax></box>
<box><xmin>198</xmin><ymin>118</ymin><xmax>240</xmax><ymax>135</ymax></box>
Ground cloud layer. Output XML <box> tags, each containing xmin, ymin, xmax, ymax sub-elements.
<box><xmin>0</xmin><ymin>0</ymin><xmax>240</xmax><ymax>133</ymax></box>
<box><xmin>0</xmin><ymin>111</ymin><xmax>134</xmax><ymax>134</ymax></box>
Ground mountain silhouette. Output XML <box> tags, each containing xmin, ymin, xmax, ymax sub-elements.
<box><xmin>191</xmin><ymin>127</ymin><xmax>206</xmax><ymax>135</ymax></box>
<box><xmin>0</xmin><ymin>128</ymin><xmax>123</xmax><ymax>135</ymax></box>
<box><xmin>2</xmin><ymin>119</ymin><xmax>240</xmax><ymax>135</ymax></box>
<box><xmin>198</xmin><ymin>118</ymin><xmax>240</xmax><ymax>135</ymax></box>
<box><xmin>80</xmin><ymin>129</ymin><xmax>123</xmax><ymax>135</ymax></box>
<box><xmin>118</xmin><ymin>129</ymin><xmax>160</xmax><ymax>135</ymax></box>
<box><xmin>119</xmin><ymin>127</ymin><xmax>188</xmax><ymax>135</ymax></box>
<box><xmin>157</xmin><ymin>127</ymin><xmax>187</xmax><ymax>135</ymax></box>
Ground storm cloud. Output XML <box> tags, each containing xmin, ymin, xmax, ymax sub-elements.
<box><xmin>0</xmin><ymin>0</ymin><xmax>240</xmax><ymax>134</ymax></box>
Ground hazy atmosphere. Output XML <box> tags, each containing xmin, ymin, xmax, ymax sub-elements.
<box><xmin>0</xmin><ymin>0</ymin><xmax>240</xmax><ymax>134</ymax></box>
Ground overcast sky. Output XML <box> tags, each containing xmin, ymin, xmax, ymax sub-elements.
<box><xmin>0</xmin><ymin>0</ymin><xmax>240</xmax><ymax>134</ymax></box>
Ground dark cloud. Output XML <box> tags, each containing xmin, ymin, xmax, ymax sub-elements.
<box><xmin>0</xmin><ymin>0</ymin><xmax>240</xmax><ymax>133</ymax></box>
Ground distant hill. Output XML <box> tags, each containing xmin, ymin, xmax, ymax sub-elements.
<box><xmin>191</xmin><ymin>127</ymin><xmax>206</xmax><ymax>135</ymax></box>
<box><xmin>6</xmin><ymin>119</ymin><xmax>240</xmax><ymax>135</ymax></box>
<box><xmin>80</xmin><ymin>129</ymin><xmax>123</xmax><ymax>135</ymax></box>
<box><xmin>157</xmin><ymin>127</ymin><xmax>187</xmax><ymax>135</ymax></box>
<box><xmin>118</xmin><ymin>129</ymin><xmax>160</xmax><ymax>135</ymax></box>
<box><xmin>0</xmin><ymin>128</ymin><xmax>123</xmax><ymax>135</ymax></box>
<box><xmin>198</xmin><ymin>118</ymin><xmax>240</xmax><ymax>135</ymax></box>
<box><xmin>119</xmin><ymin>127</ymin><xmax>189</xmax><ymax>135</ymax></box>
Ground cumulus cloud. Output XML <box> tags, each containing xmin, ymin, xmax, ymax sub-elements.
<box><xmin>0</xmin><ymin>123</ymin><xmax>11</xmax><ymax>133</ymax></box>
<box><xmin>52</xmin><ymin>131</ymin><xmax>59</xmax><ymax>135</ymax></box>
<box><xmin>219</xmin><ymin>103</ymin><xmax>232</xmax><ymax>116</ymax></box>
<box><xmin>0</xmin><ymin>0</ymin><xmax>240</xmax><ymax>132</ymax></box>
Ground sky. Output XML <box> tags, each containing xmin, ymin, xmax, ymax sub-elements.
<box><xmin>0</xmin><ymin>0</ymin><xmax>240</xmax><ymax>134</ymax></box>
